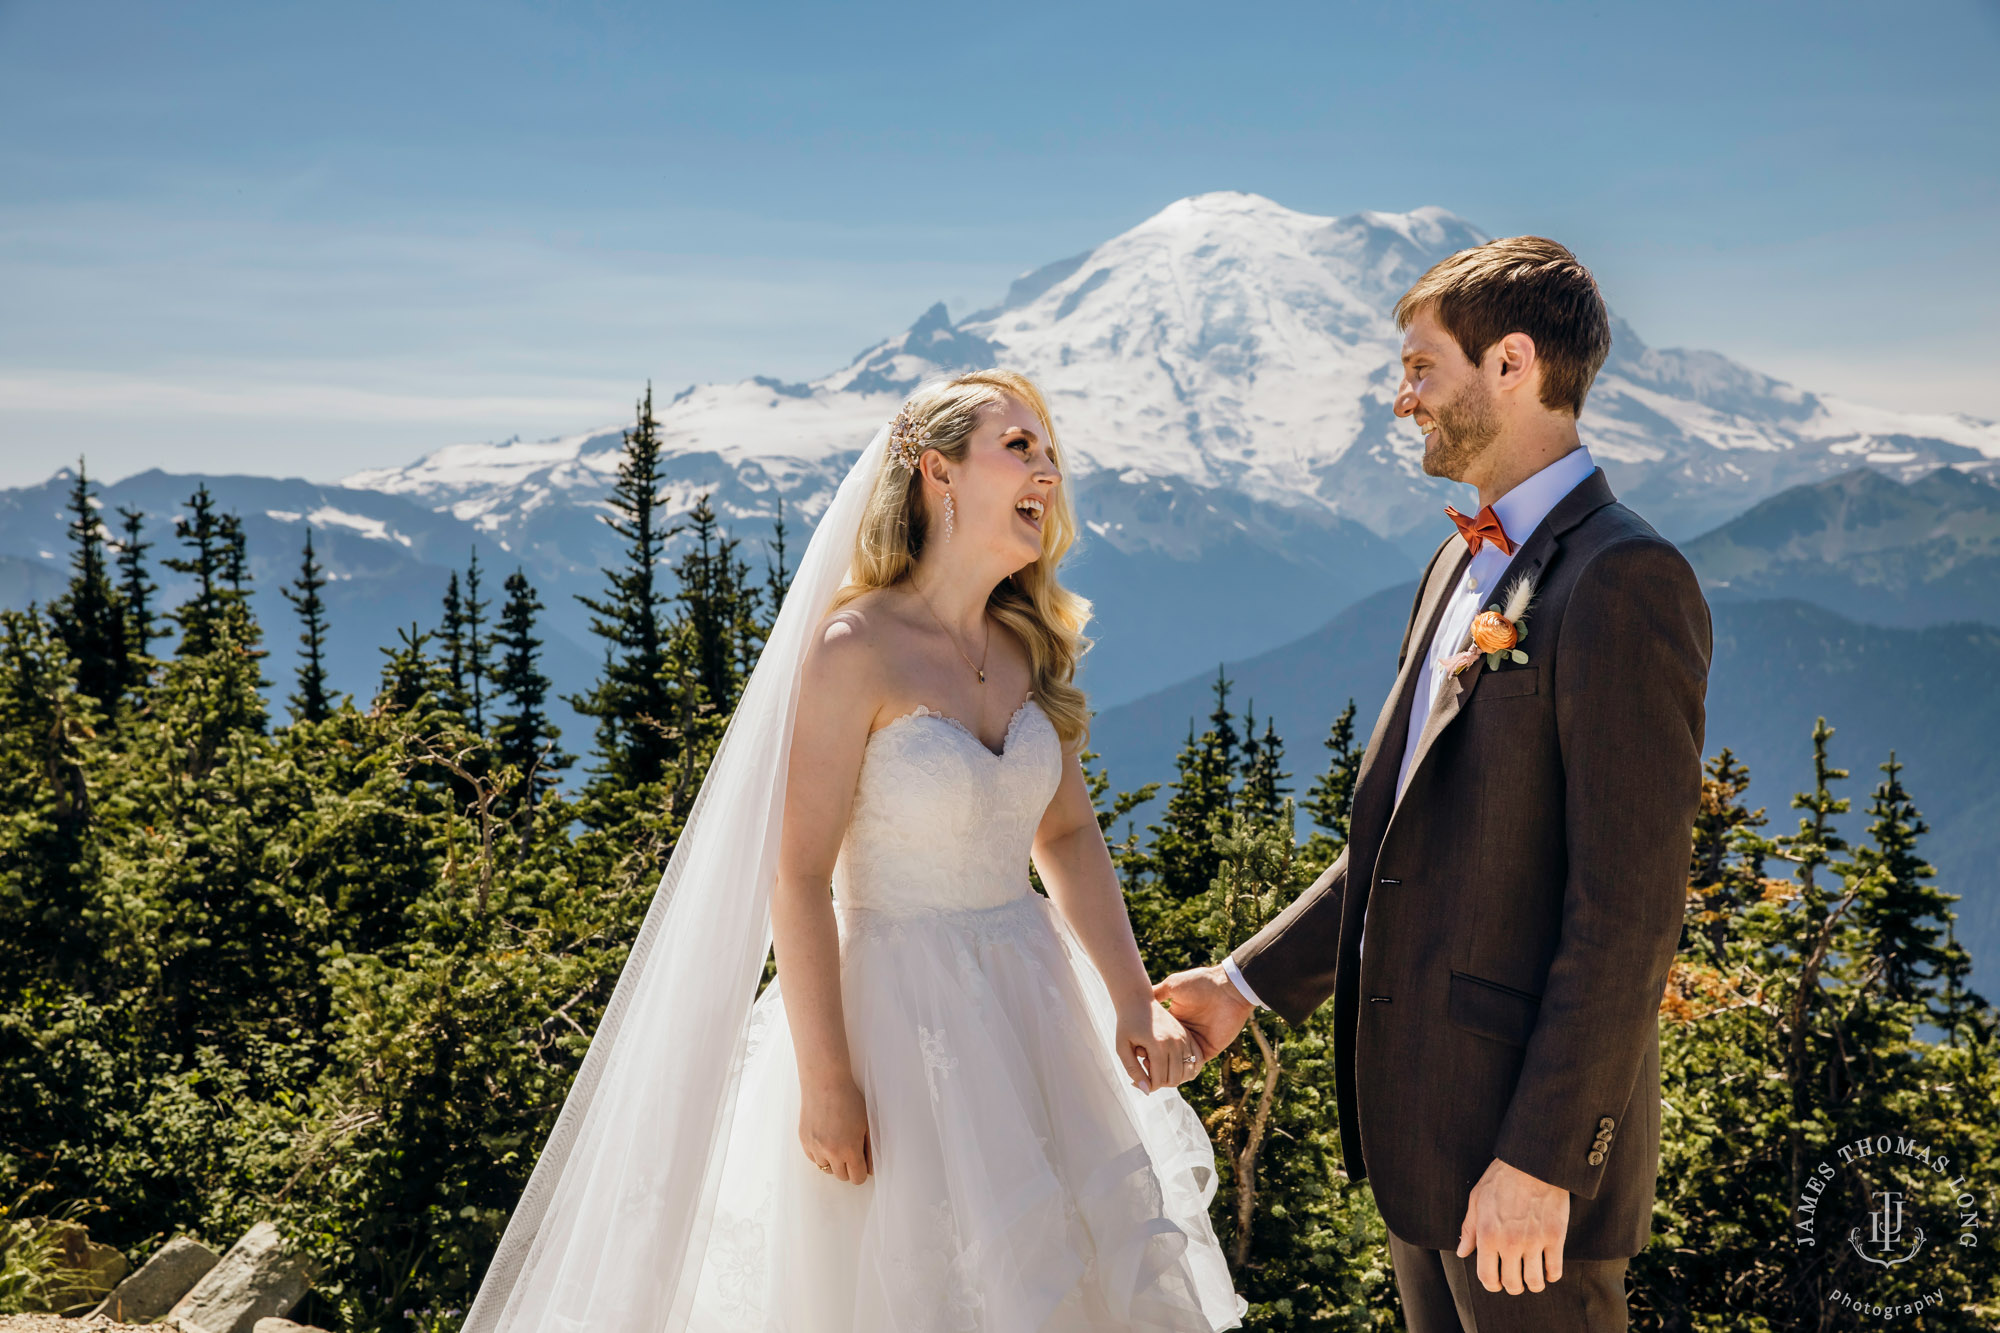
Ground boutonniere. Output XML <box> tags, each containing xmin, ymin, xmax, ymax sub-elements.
<box><xmin>1443</xmin><ymin>573</ymin><xmax>1536</xmax><ymax>677</ymax></box>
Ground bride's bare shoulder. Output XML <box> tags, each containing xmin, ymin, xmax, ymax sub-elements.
<box><xmin>805</xmin><ymin>588</ymin><xmax>910</xmax><ymax>689</ymax></box>
<box><xmin>813</xmin><ymin>587</ymin><xmax>904</xmax><ymax>648</ymax></box>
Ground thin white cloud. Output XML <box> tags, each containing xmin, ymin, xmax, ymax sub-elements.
<box><xmin>0</xmin><ymin>369</ymin><xmax>626</xmax><ymax>425</ymax></box>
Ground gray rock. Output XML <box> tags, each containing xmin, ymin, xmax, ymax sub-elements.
<box><xmin>254</xmin><ymin>1320</ymin><xmax>333</xmax><ymax>1333</ymax></box>
<box><xmin>164</xmin><ymin>1221</ymin><xmax>319</xmax><ymax>1333</ymax></box>
<box><xmin>89</xmin><ymin>1234</ymin><xmax>220</xmax><ymax>1322</ymax></box>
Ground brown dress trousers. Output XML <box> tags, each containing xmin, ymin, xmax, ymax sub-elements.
<box><xmin>1231</xmin><ymin>470</ymin><xmax>1712</xmax><ymax>1333</ymax></box>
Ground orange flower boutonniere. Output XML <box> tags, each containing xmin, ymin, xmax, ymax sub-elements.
<box><xmin>1444</xmin><ymin>573</ymin><xmax>1536</xmax><ymax>677</ymax></box>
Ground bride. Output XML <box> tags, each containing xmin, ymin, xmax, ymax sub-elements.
<box><xmin>463</xmin><ymin>370</ymin><xmax>1246</xmax><ymax>1333</ymax></box>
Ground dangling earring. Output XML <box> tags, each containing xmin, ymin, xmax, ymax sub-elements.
<box><xmin>943</xmin><ymin>491</ymin><xmax>955</xmax><ymax>543</ymax></box>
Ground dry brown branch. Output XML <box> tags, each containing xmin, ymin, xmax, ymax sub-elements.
<box><xmin>274</xmin><ymin>1104</ymin><xmax>385</xmax><ymax>1203</ymax></box>
<box><xmin>1230</xmin><ymin>1013</ymin><xmax>1283</xmax><ymax>1268</ymax></box>
<box><xmin>403</xmin><ymin>731</ymin><xmax>504</xmax><ymax>915</ymax></box>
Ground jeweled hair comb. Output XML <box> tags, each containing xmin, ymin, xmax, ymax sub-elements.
<box><xmin>886</xmin><ymin>406</ymin><xmax>930</xmax><ymax>471</ymax></box>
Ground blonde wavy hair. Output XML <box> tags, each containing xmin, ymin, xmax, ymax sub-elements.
<box><xmin>829</xmin><ymin>370</ymin><xmax>1094</xmax><ymax>750</ymax></box>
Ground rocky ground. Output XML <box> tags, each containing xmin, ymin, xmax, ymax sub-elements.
<box><xmin>0</xmin><ymin>1318</ymin><xmax>155</xmax><ymax>1332</ymax></box>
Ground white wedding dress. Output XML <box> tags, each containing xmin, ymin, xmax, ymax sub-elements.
<box><xmin>685</xmin><ymin>694</ymin><xmax>1247</xmax><ymax>1332</ymax></box>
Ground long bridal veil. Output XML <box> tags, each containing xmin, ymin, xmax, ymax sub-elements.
<box><xmin>462</xmin><ymin>425</ymin><xmax>892</xmax><ymax>1333</ymax></box>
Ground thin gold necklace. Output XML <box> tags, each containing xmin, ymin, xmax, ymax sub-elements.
<box><xmin>913</xmin><ymin>584</ymin><xmax>989</xmax><ymax>684</ymax></box>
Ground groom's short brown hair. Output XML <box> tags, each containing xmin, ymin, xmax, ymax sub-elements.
<box><xmin>1395</xmin><ymin>236</ymin><xmax>1612</xmax><ymax>417</ymax></box>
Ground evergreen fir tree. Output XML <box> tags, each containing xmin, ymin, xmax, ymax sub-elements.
<box><xmin>764</xmin><ymin>495</ymin><xmax>792</xmax><ymax>620</ymax></box>
<box><xmin>728</xmin><ymin>537</ymin><xmax>767</xmax><ymax>692</ymax></box>
<box><xmin>462</xmin><ymin>550</ymin><xmax>493</xmax><ymax>733</ymax></box>
<box><xmin>162</xmin><ymin>484</ymin><xmax>231</xmax><ymax>657</ymax></box>
<box><xmin>45</xmin><ymin>458</ymin><xmax>129</xmax><ymax>721</ymax></box>
<box><xmin>279</xmin><ymin>525</ymin><xmax>337</xmax><ymax>724</ymax></box>
<box><xmin>375</xmin><ymin>622</ymin><xmax>451</xmax><ymax>716</ymax></box>
<box><xmin>435</xmin><ymin>569</ymin><xmax>474</xmax><ymax>722</ymax></box>
<box><xmin>1081</xmin><ymin>748</ymin><xmax>1159</xmax><ymax>880</ymax></box>
<box><xmin>567</xmin><ymin>385</ymin><xmax>684</xmax><ymax>789</ymax></box>
<box><xmin>1127</xmin><ymin>669</ymin><xmax>1243</xmax><ymax>978</ymax></box>
<box><xmin>158</xmin><ymin>486</ymin><xmax>270</xmax><ymax>740</ymax></box>
<box><xmin>1301</xmin><ymin>698</ymin><xmax>1359</xmax><ymax>862</ymax></box>
<box><xmin>0</xmin><ymin>604</ymin><xmax>101</xmax><ymax>841</ymax></box>
<box><xmin>1767</xmin><ymin>722</ymin><xmax>1876</xmax><ymax>1310</ymax></box>
<box><xmin>217</xmin><ymin>508</ymin><xmax>269</xmax><ymax>684</ymax></box>
<box><xmin>659</xmin><ymin>492</ymin><xmax>770</xmax><ymax>749</ymax></box>
<box><xmin>112</xmin><ymin>503</ymin><xmax>161</xmax><ymax>697</ymax></box>
<box><xmin>675</xmin><ymin>492</ymin><xmax>755</xmax><ymax>721</ymax></box>
<box><xmin>1685</xmin><ymin>748</ymin><xmax>1767</xmax><ymax>962</ymax></box>
<box><xmin>1153</xmin><ymin>668</ymin><xmax>1241</xmax><ymax>899</ymax></box>
<box><xmin>1936</xmin><ymin>918</ymin><xmax>1991</xmax><ymax>1048</ymax></box>
<box><xmin>218</xmin><ymin>511</ymin><xmax>251</xmax><ymax>597</ymax></box>
<box><xmin>1236</xmin><ymin>702</ymin><xmax>1289</xmax><ymax>825</ymax></box>
<box><xmin>489</xmin><ymin>567</ymin><xmax>571</xmax><ymax>811</ymax></box>
<box><xmin>1853</xmin><ymin>751</ymin><xmax>1954</xmax><ymax>1006</ymax></box>
<box><xmin>1774</xmin><ymin>716</ymin><xmax>1850</xmax><ymax>936</ymax></box>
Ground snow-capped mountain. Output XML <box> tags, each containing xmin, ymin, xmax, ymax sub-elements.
<box><xmin>346</xmin><ymin>191</ymin><xmax>2000</xmax><ymax>551</ymax></box>
<box><xmin>338</xmin><ymin>192</ymin><xmax>2000</xmax><ymax>701</ymax></box>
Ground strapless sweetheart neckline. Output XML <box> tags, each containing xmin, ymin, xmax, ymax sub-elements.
<box><xmin>872</xmin><ymin>694</ymin><xmax>1041</xmax><ymax>760</ymax></box>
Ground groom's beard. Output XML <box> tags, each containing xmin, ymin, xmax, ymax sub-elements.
<box><xmin>1419</xmin><ymin>379</ymin><xmax>1500</xmax><ymax>482</ymax></box>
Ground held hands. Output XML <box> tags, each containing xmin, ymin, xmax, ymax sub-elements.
<box><xmin>798</xmin><ymin>1071</ymin><xmax>872</xmax><ymax>1184</ymax></box>
<box><xmin>1114</xmin><ymin>996</ymin><xmax>1202</xmax><ymax>1093</ymax></box>
<box><xmin>1144</xmin><ymin>970</ymin><xmax>1575</xmax><ymax>1301</ymax></box>
<box><xmin>1149</xmin><ymin>965</ymin><xmax>1253</xmax><ymax>1067</ymax></box>
<box><xmin>1457</xmin><ymin>1157</ymin><xmax>1569</xmax><ymax>1294</ymax></box>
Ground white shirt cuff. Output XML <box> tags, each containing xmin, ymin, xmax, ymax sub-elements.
<box><xmin>1220</xmin><ymin>955</ymin><xmax>1266</xmax><ymax>1009</ymax></box>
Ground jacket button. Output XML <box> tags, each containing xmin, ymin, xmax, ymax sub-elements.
<box><xmin>1599</xmin><ymin>1116</ymin><xmax>1615</xmax><ymax>1132</ymax></box>
<box><xmin>1587</xmin><ymin>1150</ymin><xmax>1606</xmax><ymax>1167</ymax></box>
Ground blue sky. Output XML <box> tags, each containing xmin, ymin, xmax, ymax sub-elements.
<box><xmin>3</xmin><ymin>0</ymin><xmax>1997</xmax><ymax>487</ymax></box>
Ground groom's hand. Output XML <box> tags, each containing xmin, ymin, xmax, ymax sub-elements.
<box><xmin>1151</xmin><ymin>965</ymin><xmax>1253</xmax><ymax>1064</ymax></box>
<box><xmin>1457</xmin><ymin>1157</ymin><xmax>1570</xmax><ymax>1295</ymax></box>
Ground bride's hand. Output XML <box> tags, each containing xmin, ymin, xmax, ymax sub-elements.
<box><xmin>799</xmin><ymin>1073</ymin><xmax>873</xmax><ymax>1183</ymax></box>
<box><xmin>1115</xmin><ymin>998</ymin><xmax>1201</xmax><ymax>1093</ymax></box>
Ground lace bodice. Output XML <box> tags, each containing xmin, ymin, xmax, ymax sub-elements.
<box><xmin>832</xmin><ymin>696</ymin><xmax>1061</xmax><ymax>915</ymax></box>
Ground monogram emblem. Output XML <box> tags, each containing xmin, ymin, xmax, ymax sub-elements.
<box><xmin>1849</xmin><ymin>1188</ymin><xmax>1926</xmax><ymax>1268</ymax></box>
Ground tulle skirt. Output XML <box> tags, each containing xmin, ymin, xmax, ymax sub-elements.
<box><xmin>685</xmin><ymin>890</ymin><xmax>1247</xmax><ymax>1332</ymax></box>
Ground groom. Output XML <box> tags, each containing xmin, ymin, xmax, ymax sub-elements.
<box><xmin>1157</xmin><ymin>237</ymin><xmax>1711</xmax><ymax>1333</ymax></box>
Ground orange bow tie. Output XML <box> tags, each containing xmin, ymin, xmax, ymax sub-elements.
<box><xmin>1445</xmin><ymin>503</ymin><xmax>1514</xmax><ymax>558</ymax></box>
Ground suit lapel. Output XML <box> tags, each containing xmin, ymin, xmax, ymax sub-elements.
<box><xmin>1346</xmin><ymin>540</ymin><xmax>1469</xmax><ymax>864</ymax></box>
<box><xmin>1390</xmin><ymin>467</ymin><xmax>1619</xmax><ymax>816</ymax></box>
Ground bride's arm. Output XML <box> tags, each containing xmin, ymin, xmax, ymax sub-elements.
<box><xmin>773</xmin><ymin>611</ymin><xmax>878</xmax><ymax>1182</ymax></box>
<box><xmin>1032</xmin><ymin>749</ymin><xmax>1200</xmax><ymax>1091</ymax></box>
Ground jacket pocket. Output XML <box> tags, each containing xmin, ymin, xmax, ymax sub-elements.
<box><xmin>1474</xmin><ymin>664</ymin><xmax>1539</xmax><ymax>699</ymax></box>
<box><xmin>1449</xmin><ymin>970</ymin><xmax>1542</xmax><ymax>1047</ymax></box>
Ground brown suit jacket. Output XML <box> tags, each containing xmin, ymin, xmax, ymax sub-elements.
<box><xmin>1231</xmin><ymin>467</ymin><xmax>1711</xmax><ymax>1260</ymax></box>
